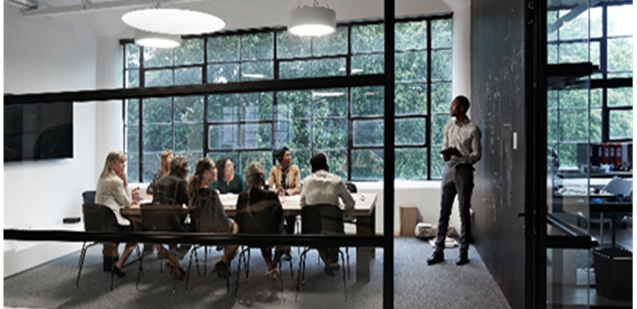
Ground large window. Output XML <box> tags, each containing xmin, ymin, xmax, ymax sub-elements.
<box><xmin>123</xmin><ymin>16</ymin><xmax>453</xmax><ymax>182</ymax></box>
<box><xmin>547</xmin><ymin>2</ymin><xmax>633</xmax><ymax>167</ymax></box>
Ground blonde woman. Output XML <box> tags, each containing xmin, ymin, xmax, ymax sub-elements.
<box><xmin>146</xmin><ymin>149</ymin><xmax>174</xmax><ymax>195</ymax></box>
<box><xmin>95</xmin><ymin>151</ymin><xmax>140</xmax><ymax>278</ymax></box>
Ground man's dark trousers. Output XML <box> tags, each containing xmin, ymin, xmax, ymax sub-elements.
<box><xmin>434</xmin><ymin>163</ymin><xmax>474</xmax><ymax>253</ymax></box>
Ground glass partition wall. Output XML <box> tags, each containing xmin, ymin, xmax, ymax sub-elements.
<box><xmin>545</xmin><ymin>0</ymin><xmax>633</xmax><ymax>307</ymax></box>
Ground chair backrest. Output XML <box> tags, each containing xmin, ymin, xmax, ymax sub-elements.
<box><xmin>301</xmin><ymin>204</ymin><xmax>344</xmax><ymax>235</ymax></box>
<box><xmin>82</xmin><ymin>203</ymin><xmax>118</xmax><ymax>232</ymax></box>
<box><xmin>236</xmin><ymin>192</ymin><xmax>284</xmax><ymax>234</ymax></box>
<box><xmin>140</xmin><ymin>204</ymin><xmax>182</xmax><ymax>232</ymax></box>
<box><xmin>345</xmin><ymin>182</ymin><xmax>358</xmax><ymax>193</ymax></box>
<box><xmin>82</xmin><ymin>190</ymin><xmax>96</xmax><ymax>205</ymax></box>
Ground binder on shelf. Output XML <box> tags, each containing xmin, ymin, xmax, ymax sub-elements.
<box><xmin>609</xmin><ymin>144</ymin><xmax>616</xmax><ymax>168</ymax></box>
<box><xmin>601</xmin><ymin>143</ymin><xmax>609</xmax><ymax>165</ymax></box>
<box><xmin>615</xmin><ymin>143</ymin><xmax>623</xmax><ymax>169</ymax></box>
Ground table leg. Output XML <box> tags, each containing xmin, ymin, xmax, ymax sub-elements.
<box><xmin>355</xmin><ymin>208</ymin><xmax>375</xmax><ymax>282</ymax></box>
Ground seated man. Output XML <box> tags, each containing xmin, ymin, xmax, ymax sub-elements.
<box><xmin>300</xmin><ymin>153</ymin><xmax>355</xmax><ymax>276</ymax></box>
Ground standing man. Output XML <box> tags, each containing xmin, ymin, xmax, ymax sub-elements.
<box><xmin>428</xmin><ymin>95</ymin><xmax>482</xmax><ymax>266</ymax></box>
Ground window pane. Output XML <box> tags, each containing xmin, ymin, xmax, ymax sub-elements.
<box><xmin>557</xmin><ymin>9</ymin><xmax>590</xmax><ymax>40</ymax></box>
<box><xmin>590</xmin><ymin>88</ymin><xmax>602</xmax><ymax>108</ymax></box>
<box><xmin>127</xmin><ymin>125</ymin><xmax>139</xmax><ymax>153</ymax></box>
<box><xmin>207</xmin><ymin>35</ymin><xmax>240</xmax><ymax>62</ymax></box>
<box><xmin>277</xmin><ymin>31</ymin><xmax>311</xmax><ymax>59</ymax></box>
<box><xmin>590</xmin><ymin>108</ymin><xmax>601</xmax><ymax>142</ymax></box>
<box><xmin>396</xmin><ymin>83</ymin><xmax>427</xmax><ymax>115</ymax></box>
<box><xmin>313</xmin><ymin>27</ymin><xmax>347</xmax><ymax>56</ymax></box>
<box><xmin>352</xmin><ymin>86</ymin><xmax>384</xmax><ymax>117</ymax></box>
<box><xmin>208</xmin><ymin>94</ymin><xmax>240</xmax><ymax>122</ymax></box>
<box><xmin>608</xmin><ymin>87</ymin><xmax>633</xmax><ymax>107</ymax></box>
<box><xmin>430</xmin><ymin>149</ymin><xmax>446</xmax><ymax>179</ymax></box>
<box><xmin>313</xmin><ymin>89</ymin><xmax>347</xmax><ymax>117</ymax></box>
<box><xmin>241</xmin><ymin>61</ymin><xmax>273</xmax><ymax>81</ymax></box>
<box><xmin>548</xmin><ymin>44</ymin><xmax>558</xmax><ymax>64</ymax></box>
<box><xmin>125</xmin><ymin>44</ymin><xmax>140</xmax><ymax>69</ymax></box>
<box><xmin>143</xmin><ymin>125</ymin><xmax>173</xmax><ymax>151</ymax></box>
<box><xmin>557</xmin><ymin>88</ymin><xmax>589</xmax><ymax>108</ymax></box>
<box><xmin>431</xmin><ymin>82</ymin><xmax>452</xmax><ymax>113</ymax></box>
<box><xmin>126</xmin><ymin>69</ymin><xmax>139</xmax><ymax>88</ymax></box>
<box><xmin>351</xmin><ymin>24</ymin><xmax>384</xmax><ymax>53</ymax></box>
<box><xmin>209</xmin><ymin>124</ymin><xmax>238</xmax><ymax>149</ymax></box>
<box><xmin>609</xmin><ymin>110</ymin><xmax>633</xmax><ymax>140</ymax></box>
<box><xmin>280</xmin><ymin>58</ymin><xmax>346</xmax><ymax>79</ymax></box>
<box><xmin>126</xmin><ymin>151</ymin><xmax>139</xmax><ymax>182</ymax></box>
<box><xmin>321</xmin><ymin>149</ymin><xmax>347</xmax><ymax>179</ymax></box>
<box><xmin>557</xmin><ymin>143</ymin><xmax>577</xmax><ymax>167</ymax></box>
<box><xmin>239</xmin><ymin>151</ymin><xmax>271</xmax><ymax>173</ymax></box>
<box><xmin>396</xmin><ymin>20</ymin><xmax>427</xmax><ymax>51</ymax></box>
<box><xmin>351</xmin><ymin>54</ymin><xmax>384</xmax><ymax>75</ymax></box>
<box><xmin>241</xmin><ymin>32</ymin><xmax>274</xmax><ymax>60</ymax></box>
<box><xmin>431</xmin><ymin>114</ymin><xmax>449</xmax><ymax>146</ymax></box>
<box><xmin>145</xmin><ymin>69</ymin><xmax>173</xmax><ymax>87</ymax></box>
<box><xmin>313</xmin><ymin>58</ymin><xmax>346</xmax><ymax>77</ymax></box>
<box><xmin>354</xmin><ymin>120</ymin><xmax>384</xmax><ymax>146</ymax></box>
<box><xmin>175</xmin><ymin>38</ymin><xmax>204</xmax><ymax>65</ymax></box>
<box><xmin>174</xmin><ymin>124</ymin><xmax>203</xmax><ymax>151</ymax></box>
<box><xmin>548</xmin><ymin>109</ymin><xmax>558</xmax><ymax>143</ymax></box>
<box><xmin>313</xmin><ymin>119</ymin><xmax>347</xmax><ymax>149</ymax></box>
<box><xmin>242</xmin><ymin>92</ymin><xmax>273</xmax><ymax>121</ymax></box>
<box><xmin>558</xmin><ymin>42</ymin><xmax>592</xmax><ymax>64</ymax></box>
<box><xmin>431</xmin><ymin>50</ymin><xmax>452</xmax><ymax>80</ymax></box>
<box><xmin>207</xmin><ymin>63</ymin><xmax>240</xmax><ymax>83</ymax></box>
<box><xmin>126</xmin><ymin>99</ymin><xmax>139</xmax><ymax>125</ymax></box>
<box><xmin>174</xmin><ymin>96</ymin><xmax>204</xmax><ymax>122</ymax></box>
<box><xmin>208</xmin><ymin>152</ymin><xmax>239</xmax><ymax>166</ymax></box>
<box><xmin>589</xmin><ymin>7</ymin><xmax>602</xmax><ymax>38</ymax></box>
<box><xmin>607</xmin><ymin>38</ymin><xmax>633</xmax><ymax>73</ymax></box>
<box><xmin>293</xmin><ymin>150</ymin><xmax>312</xmax><ymax>178</ymax></box>
<box><xmin>279</xmin><ymin>59</ymin><xmax>312</xmax><ymax>79</ymax></box>
<box><xmin>396</xmin><ymin>51</ymin><xmax>427</xmax><ymax>82</ymax></box>
<box><xmin>274</xmin><ymin>119</ymin><xmax>311</xmax><ymax>149</ymax></box>
<box><xmin>241</xmin><ymin>123</ymin><xmax>271</xmax><ymax>148</ymax></box>
<box><xmin>431</xmin><ymin>19</ymin><xmax>452</xmax><ymax>48</ymax></box>
<box><xmin>276</xmin><ymin>90</ymin><xmax>312</xmax><ymax>119</ymax></box>
<box><xmin>143</xmin><ymin>97</ymin><xmax>172</xmax><ymax>123</ymax></box>
<box><xmin>396</xmin><ymin>118</ymin><xmax>425</xmax><ymax>145</ymax></box>
<box><xmin>142</xmin><ymin>152</ymin><xmax>161</xmax><ymax>182</ymax></box>
<box><xmin>559</xmin><ymin>109</ymin><xmax>588</xmax><ymax>142</ymax></box>
<box><xmin>607</xmin><ymin>5</ymin><xmax>633</xmax><ymax>37</ymax></box>
<box><xmin>351</xmin><ymin>149</ymin><xmax>384</xmax><ymax>180</ymax></box>
<box><xmin>143</xmin><ymin>48</ymin><xmax>173</xmax><ymax>68</ymax></box>
<box><xmin>175</xmin><ymin>67</ymin><xmax>202</xmax><ymax>85</ymax></box>
<box><xmin>396</xmin><ymin>148</ymin><xmax>427</xmax><ymax>180</ymax></box>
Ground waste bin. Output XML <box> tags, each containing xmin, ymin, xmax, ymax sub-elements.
<box><xmin>592</xmin><ymin>247</ymin><xmax>632</xmax><ymax>300</ymax></box>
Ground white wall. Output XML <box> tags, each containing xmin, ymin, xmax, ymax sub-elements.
<box><xmin>3</xmin><ymin>6</ymin><xmax>100</xmax><ymax>276</ymax></box>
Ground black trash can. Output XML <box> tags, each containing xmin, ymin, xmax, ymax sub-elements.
<box><xmin>592</xmin><ymin>247</ymin><xmax>632</xmax><ymax>300</ymax></box>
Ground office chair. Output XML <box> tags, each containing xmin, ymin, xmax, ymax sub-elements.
<box><xmin>75</xmin><ymin>203</ymin><xmax>118</xmax><ymax>291</ymax></box>
<box><xmin>136</xmin><ymin>204</ymin><xmax>184</xmax><ymax>292</ymax></box>
<box><xmin>296</xmin><ymin>204</ymin><xmax>348</xmax><ymax>301</ymax></box>
<box><xmin>235</xmin><ymin>193</ymin><xmax>291</xmax><ymax>297</ymax></box>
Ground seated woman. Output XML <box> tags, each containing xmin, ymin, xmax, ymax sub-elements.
<box><xmin>211</xmin><ymin>157</ymin><xmax>247</xmax><ymax>194</ymax></box>
<box><xmin>95</xmin><ymin>151</ymin><xmax>140</xmax><ymax>278</ymax></box>
<box><xmin>146</xmin><ymin>149</ymin><xmax>173</xmax><ymax>196</ymax></box>
<box><xmin>268</xmin><ymin>147</ymin><xmax>301</xmax><ymax>259</ymax></box>
<box><xmin>188</xmin><ymin>157</ymin><xmax>239</xmax><ymax>279</ymax></box>
<box><xmin>238</xmin><ymin>162</ymin><xmax>286</xmax><ymax>278</ymax></box>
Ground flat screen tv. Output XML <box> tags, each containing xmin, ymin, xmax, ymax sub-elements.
<box><xmin>4</xmin><ymin>102</ymin><xmax>73</xmax><ymax>162</ymax></box>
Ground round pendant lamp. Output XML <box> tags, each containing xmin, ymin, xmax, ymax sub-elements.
<box><xmin>123</xmin><ymin>8</ymin><xmax>225</xmax><ymax>35</ymax></box>
<box><xmin>134</xmin><ymin>29</ymin><xmax>182</xmax><ymax>49</ymax></box>
<box><xmin>288</xmin><ymin>5</ymin><xmax>336</xmax><ymax>37</ymax></box>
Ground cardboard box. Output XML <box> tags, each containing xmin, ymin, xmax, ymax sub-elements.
<box><xmin>400</xmin><ymin>206</ymin><xmax>418</xmax><ymax>236</ymax></box>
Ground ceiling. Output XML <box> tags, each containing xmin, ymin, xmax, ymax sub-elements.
<box><xmin>5</xmin><ymin>0</ymin><xmax>453</xmax><ymax>38</ymax></box>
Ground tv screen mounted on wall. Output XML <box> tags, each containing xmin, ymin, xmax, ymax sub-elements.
<box><xmin>4</xmin><ymin>102</ymin><xmax>74</xmax><ymax>162</ymax></box>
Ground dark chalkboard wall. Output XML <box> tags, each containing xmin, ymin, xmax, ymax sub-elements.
<box><xmin>471</xmin><ymin>0</ymin><xmax>527</xmax><ymax>308</ymax></box>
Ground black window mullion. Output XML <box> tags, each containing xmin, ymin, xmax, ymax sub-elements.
<box><xmin>600</xmin><ymin>4</ymin><xmax>610</xmax><ymax>142</ymax></box>
<box><xmin>138</xmin><ymin>45</ymin><xmax>146</xmax><ymax>182</ymax></box>
<box><xmin>426</xmin><ymin>19</ymin><xmax>432</xmax><ymax>180</ymax></box>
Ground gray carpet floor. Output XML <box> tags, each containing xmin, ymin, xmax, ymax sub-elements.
<box><xmin>4</xmin><ymin>238</ymin><xmax>512</xmax><ymax>309</ymax></box>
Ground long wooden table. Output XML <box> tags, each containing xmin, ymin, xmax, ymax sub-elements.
<box><xmin>123</xmin><ymin>193</ymin><xmax>377</xmax><ymax>282</ymax></box>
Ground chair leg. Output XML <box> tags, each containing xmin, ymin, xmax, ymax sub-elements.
<box><xmin>203</xmin><ymin>245</ymin><xmax>208</xmax><ymax>277</ymax></box>
<box><xmin>346</xmin><ymin>247</ymin><xmax>351</xmax><ymax>281</ymax></box>
<box><xmin>234</xmin><ymin>248</ymin><xmax>246</xmax><ymax>299</ymax></box>
<box><xmin>193</xmin><ymin>246</ymin><xmax>201</xmax><ymax>278</ymax></box>
<box><xmin>135</xmin><ymin>247</ymin><xmax>146</xmax><ymax>290</ymax></box>
<box><xmin>339</xmin><ymin>250</ymin><xmax>347</xmax><ymax>301</ymax></box>
<box><xmin>74</xmin><ymin>242</ymin><xmax>89</xmax><ymax>288</ymax></box>
<box><xmin>184</xmin><ymin>248</ymin><xmax>196</xmax><ymax>292</ymax></box>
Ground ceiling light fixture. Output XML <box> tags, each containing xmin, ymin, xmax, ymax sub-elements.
<box><xmin>123</xmin><ymin>8</ymin><xmax>225</xmax><ymax>35</ymax></box>
<box><xmin>134</xmin><ymin>29</ymin><xmax>182</xmax><ymax>49</ymax></box>
<box><xmin>288</xmin><ymin>1</ymin><xmax>336</xmax><ymax>37</ymax></box>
